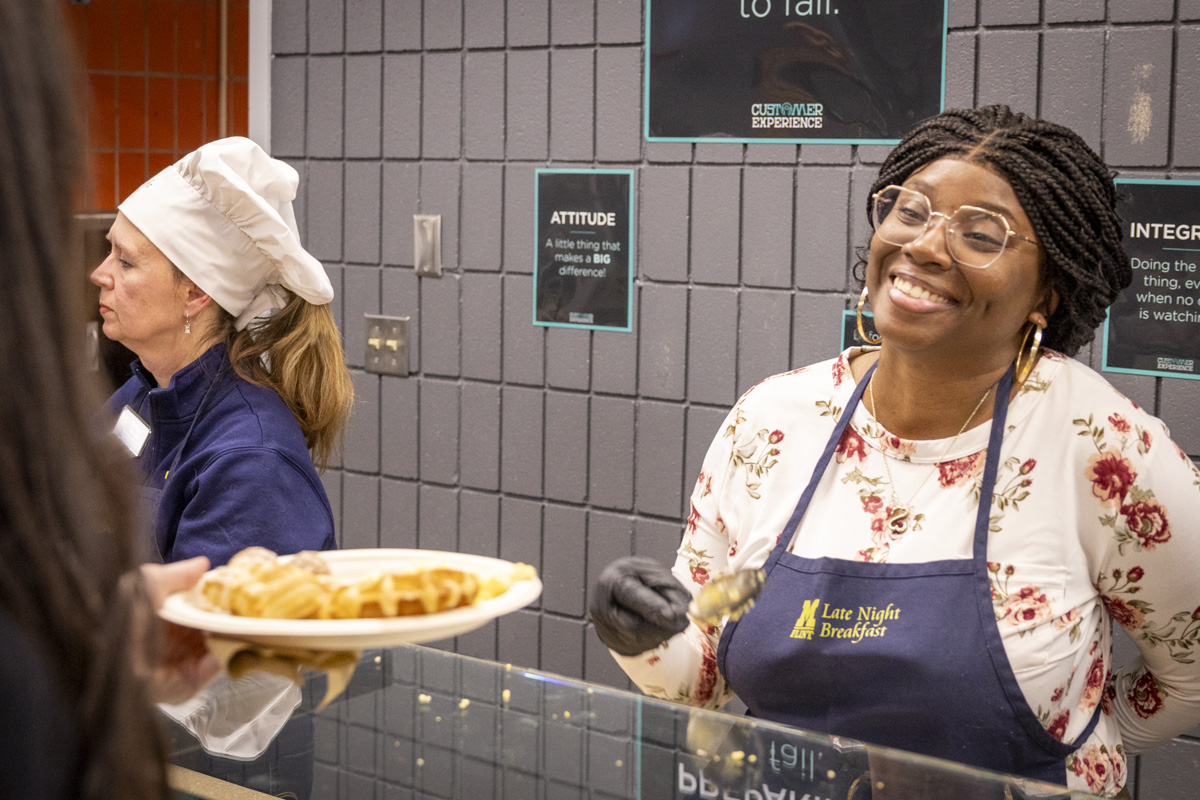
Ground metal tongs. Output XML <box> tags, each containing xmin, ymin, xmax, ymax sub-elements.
<box><xmin>687</xmin><ymin>568</ymin><xmax>767</xmax><ymax>626</ymax></box>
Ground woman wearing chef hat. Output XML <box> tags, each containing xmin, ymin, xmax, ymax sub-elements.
<box><xmin>92</xmin><ymin>137</ymin><xmax>353</xmax><ymax>566</ymax></box>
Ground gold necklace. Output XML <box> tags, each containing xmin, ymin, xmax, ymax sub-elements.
<box><xmin>867</xmin><ymin>377</ymin><xmax>992</xmax><ymax>535</ymax></box>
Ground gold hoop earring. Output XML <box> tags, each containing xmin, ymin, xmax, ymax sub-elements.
<box><xmin>1014</xmin><ymin>319</ymin><xmax>1044</xmax><ymax>385</ymax></box>
<box><xmin>856</xmin><ymin>286</ymin><xmax>882</xmax><ymax>345</ymax></box>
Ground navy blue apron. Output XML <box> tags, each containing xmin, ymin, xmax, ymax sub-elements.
<box><xmin>717</xmin><ymin>361</ymin><xmax>1101</xmax><ymax>784</ymax></box>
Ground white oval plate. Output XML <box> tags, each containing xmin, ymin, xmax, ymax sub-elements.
<box><xmin>158</xmin><ymin>549</ymin><xmax>542</xmax><ymax>650</ymax></box>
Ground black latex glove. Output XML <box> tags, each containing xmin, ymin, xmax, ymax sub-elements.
<box><xmin>589</xmin><ymin>556</ymin><xmax>691</xmax><ymax>656</ymax></box>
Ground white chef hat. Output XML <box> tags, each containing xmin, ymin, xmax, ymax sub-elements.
<box><xmin>118</xmin><ymin>137</ymin><xmax>332</xmax><ymax>331</ymax></box>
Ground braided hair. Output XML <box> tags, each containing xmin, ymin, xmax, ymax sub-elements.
<box><xmin>860</xmin><ymin>105</ymin><xmax>1129</xmax><ymax>356</ymax></box>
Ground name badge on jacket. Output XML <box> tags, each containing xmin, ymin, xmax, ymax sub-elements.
<box><xmin>113</xmin><ymin>405</ymin><xmax>151</xmax><ymax>457</ymax></box>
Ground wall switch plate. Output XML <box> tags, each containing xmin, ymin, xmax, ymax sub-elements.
<box><xmin>414</xmin><ymin>213</ymin><xmax>442</xmax><ymax>277</ymax></box>
<box><xmin>364</xmin><ymin>314</ymin><xmax>410</xmax><ymax>377</ymax></box>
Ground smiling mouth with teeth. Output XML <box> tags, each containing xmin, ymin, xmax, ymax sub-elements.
<box><xmin>894</xmin><ymin>275</ymin><xmax>953</xmax><ymax>305</ymax></box>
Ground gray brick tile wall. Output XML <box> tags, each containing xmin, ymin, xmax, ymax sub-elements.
<box><xmin>307</xmin><ymin>160</ymin><xmax>346</xmax><ymax>261</ymax></box>
<box><xmin>1174</xmin><ymin>28</ymin><xmax>1200</xmax><ymax>168</ymax></box>
<box><xmin>546</xmin><ymin>328</ymin><xmax>591</xmax><ymax>390</ymax></box>
<box><xmin>345</xmin><ymin>0</ymin><xmax>380</xmax><ymax>53</ymax></box>
<box><xmin>795</xmin><ymin>166</ymin><xmax>852</xmax><ymax>291</ymax></box>
<box><xmin>685</xmin><ymin>405</ymin><xmax>729</xmax><ymax>491</ymax></box>
<box><xmin>459</xmin><ymin>489</ymin><xmax>500</xmax><ymax>557</ymax></box>
<box><xmin>270</xmin><ymin>57</ymin><xmax>306</xmax><ymax>156</ymax></box>
<box><xmin>463</xmin><ymin>52</ymin><xmax>506</xmax><ymax>161</ymax></box>
<box><xmin>500</xmin><ymin>496</ymin><xmax>543</xmax><ymax>584</ymax></box>
<box><xmin>1110</xmin><ymin>0</ymin><xmax>1175</xmax><ymax>23</ymax></box>
<box><xmin>508</xmin><ymin>0</ymin><xmax>550</xmax><ymax>47</ymax></box>
<box><xmin>1103</xmin><ymin>28</ymin><xmax>1174</xmax><ymax>167</ymax></box>
<box><xmin>541</xmin><ymin>503</ymin><xmax>588</xmax><ymax>616</ymax></box>
<box><xmin>422</xmin><ymin>52</ymin><xmax>463</xmax><ymax>159</ymax></box>
<box><xmin>345</xmin><ymin>56</ymin><xmax>382</xmax><ymax>159</ymax></box>
<box><xmin>503</xmin><ymin>163</ymin><xmax>537</xmax><ymax>273</ymax></box>
<box><xmin>544</xmin><ymin>391</ymin><xmax>589</xmax><ymax>503</ymax></box>
<box><xmin>461</xmin><ymin>273</ymin><xmax>504</xmax><ymax>381</ymax></box>
<box><xmin>306</xmin><ymin>56</ymin><xmax>344</xmax><ymax>157</ymax></box>
<box><xmin>465</xmin><ymin>0</ymin><xmax>506</xmax><ymax>49</ymax></box>
<box><xmin>343</xmin><ymin>265</ymin><xmax>380</xmax><ymax>362</ymax></box>
<box><xmin>947</xmin><ymin>0</ymin><xmax>977</xmax><ymax>28</ymax></box>
<box><xmin>541</xmin><ymin>616</ymin><xmax>586</xmax><ymax>683</ymax></box>
<box><xmin>633</xmin><ymin>400</ymin><xmax>685</xmax><ymax>518</ymax></box>
<box><xmin>737</xmin><ymin>289</ymin><xmax>793</xmax><ymax>397</ymax></box>
<box><xmin>418</xmin><ymin>378</ymin><xmax>460</xmax><ymax>485</ymax></box>
<box><xmin>690</xmin><ymin>167</ymin><xmax>742</xmax><ymax>285</ymax></box>
<box><xmin>597</xmin><ymin>0</ymin><xmax>642</xmax><ymax>44</ymax></box>
<box><xmin>799</xmin><ymin>143</ymin><xmax>852</xmax><ymax>164</ymax></box>
<box><xmin>980</xmin><ymin>0</ymin><xmax>1040</xmax><ymax>25</ymax></box>
<box><xmin>501</xmin><ymin>385</ymin><xmax>545</xmax><ymax>497</ymax></box>
<box><xmin>272</xmin><ymin>0</ymin><xmax>307</xmax><ymax>53</ymax></box>
<box><xmin>742</xmin><ymin>167</ymin><xmax>795</xmax><ymax>288</ymax></box>
<box><xmin>420</xmin><ymin>160</ymin><xmax>462</xmax><ymax>269</ymax></box>
<box><xmin>639</xmin><ymin>166</ymin><xmax>690</xmax><ymax>282</ymax></box>
<box><xmin>686</xmin><ymin>286</ymin><xmax>738</xmax><ymax>407</ymax></box>
<box><xmin>320</xmin><ymin>469</ymin><xmax>342</xmax><ymax>537</ymax></box>
<box><xmin>503</xmin><ymin>274</ymin><xmax>546</xmax><ymax>384</ymax></box>
<box><xmin>382</xmin><ymin>54</ymin><xmax>421</xmax><ymax>160</ymax></box>
<box><xmin>507</xmin><ymin>51</ymin><xmax>549</xmax><ymax>160</ymax></box>
<box><xmin>418</xmin><ymin>273</ymin><xmax>461</xmax><ymax>376</ymax></box>
<box><xmin>381</xmin><ymin>267</ymin><xmax>419</xmax><ymax>370</ymax></box>
<box><xmin>977</xmin><ymin>30</ymin><xmax>1039</xmax><ymax>113</ymax></box>
<box><xmin>308</xmin><ymin>0</ymin><xmax>343</xmax><ymax>54</ymax></box>
<box><xmin>382</xmin><ymin>0</ymin><xmax>420</xmax><ymax>51</ymax></box>
<box><xmin>423</xmin><ymin>1</ymin><xmax>462</xmax><ymax>50</ymax></box>
<box><xmin>326</xmin><ymin>261</ymin><xmax>344</xmax><ymax>341</ymax></box>
<box><xmin>380</xmin><ymin>478</ymin><xmax>417</xmax><ymax>549</ymax></box>
<box><xmin>344</xmin><ymin>370</ymin><xmax>380</xmax><ymax>472</ymax></box>
<box><xmin>551</xmin><ymin>49</ymin><xmax>595</xmax><ymax>161</ymax></box>
<box><xmin>341</xmin><ymin>472</ymin><xmax>380</xmax><ymax>548</ymax></box>
<box><xmin>596</xmin><ymin>48</ymin><xmax>643</xmax><ymax>163</ymax></box>
<box><xmin>343</xmin><ymin>160</ymin><xmax>381</xmax><ymax>263</ymax></box>
<box><xmin>588</xmin><ymin>395</ymin><xmax>634</xmax><ymax>510</ymax></box>
<box><xmin>695</xmin><ymin>142</ymin><xmax>743</xmax><ymax>164</ymax></box>
<box><xmin>1040</xmin><ymin>28</ymin><xmax>1105</xmax><ymax>152</ymax></box>
<box><xmin>417</xmin><ymin>483</ymin><xmax>459</xmax><ymax>552</ymax></box>
<box><xmin>380</xmin><ymin>376</ymin><xmax>418</xmax><ymax>479</ymax></box>
<box><xmin>637</xmin><ymin>282</ymin><xmax>687</xmax><ymax>400</ymax></box>
<box><xmin>645</xmin><ymin>141</ymin><xmax>691</xmax><ymax>162</ymax></box>
<box><xmin>591</xmin><ymin>321</ymin><xmax>638</xmax><ymax>395</ymax></box>
<box><xmin>553</xmin><ymin>0</ymin><xmax>594</xmax><ymax>46</ymax></box>
<box><xmin>746</xmin><ymin>143</ymin><xmax>797</xmax><ymax>165</ymax></box>
<box><xmin>1044</xmin><ymin>0</ymin><xmax>1104</xmax><ymax>23</ymax></box>
<box><xmin>283</xmin><ymin>4</ymin><xmax>1200</xmax><ymax>791</ymax></box>
<box><xmin>944</xmin><ymin>31</ymin><xmax>977</xmax><ymax>110</ymax></box>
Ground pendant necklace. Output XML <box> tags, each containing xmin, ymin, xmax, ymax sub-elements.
<box><xmin>867</xmin><ymin>376</ymin><xmax>993</xmax><ymax>535</ymax></box>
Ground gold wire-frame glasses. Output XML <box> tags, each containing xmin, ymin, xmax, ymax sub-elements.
<box><xmin>871</xmin><ymin>185</ymin><xmax>1038</xmax><ymax>268</ymax></box>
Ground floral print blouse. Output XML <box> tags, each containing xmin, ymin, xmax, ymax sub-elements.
<box><xmin>613</xmin><ymin>348</ymin><xmax>1200</xmax><ymax>797</ymax></box>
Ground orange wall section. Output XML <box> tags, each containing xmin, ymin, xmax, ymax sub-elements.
<box><xmin>63</xmin><ymin>0</ymin><xmax>250</xmax><ymax>211</ymax></box>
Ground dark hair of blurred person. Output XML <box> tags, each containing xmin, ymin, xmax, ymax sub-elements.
<box><xmin>0</xmin><ymin>1</ymin><xmax>172</xmax><ymax>797</ymax></box>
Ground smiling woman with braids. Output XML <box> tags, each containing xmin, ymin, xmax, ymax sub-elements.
<box><xmin>590</xmin><ymin>106</ymin><xmax>1200</xmax><ymax>796</ymax></box>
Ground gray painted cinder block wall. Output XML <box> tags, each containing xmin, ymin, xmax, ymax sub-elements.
<box><xmin>272</xmin><ymin>1</ymin><xmax>1200</xmax><ymax>795</ymax></box>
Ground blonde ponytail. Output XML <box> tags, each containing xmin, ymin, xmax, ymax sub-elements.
<box><xmin>223</xmin><ymin>293</ymin><xmax>354</xmax><ymax>471</ymax></box>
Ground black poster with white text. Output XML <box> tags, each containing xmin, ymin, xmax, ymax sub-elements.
<box><xmin>646</xmin><ymin>0</ymin><xmax>946</xmax><ymax>143</ymax></box>
<box><xmin>1103</xmin><ymin>180</ymin><xmax>1200</xmax><ymax>380</ymax></box>
<box><xmin>534</xmin><ymin>170</ymin><xmax>634</xmax><ymax>331</ymax></box>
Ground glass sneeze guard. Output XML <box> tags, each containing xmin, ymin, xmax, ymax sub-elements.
<box><xmin>165</xmin><ymin>643</ymin><xmax>1107</xmax><ymax>800</ymax></box>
